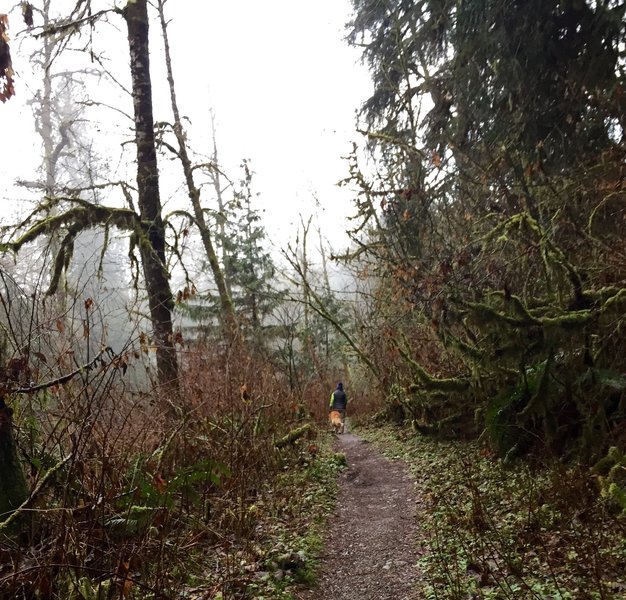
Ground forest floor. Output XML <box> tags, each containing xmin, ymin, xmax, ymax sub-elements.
<box><xmin>298</xmin><ymin>428</ymin><xmax>422</xmax><ymax>600</ymax></box>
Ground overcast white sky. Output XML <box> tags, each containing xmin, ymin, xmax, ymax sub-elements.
<box><xmin>1</xmin><ymin>0</ymin><xmax>372</xmax><ymax>257</ymax></box>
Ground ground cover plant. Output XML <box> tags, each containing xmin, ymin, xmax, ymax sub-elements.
<box><xmin>356</xmin><ymin>423</ymin><xmax>626</xmax><ymax>599</ymax></box>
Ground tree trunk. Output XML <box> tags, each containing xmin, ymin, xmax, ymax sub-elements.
<box><xmin>124</xmin><ymin>0</ymin><xmax>178</xmax><ymax>390</ymax></box>
<box><xmin>156</xmin><ymin>1</ymin><xmax>238</xmax><ymax>337</ymax></box>
<box><xmin>39</xmin><ymin>0</ymin><xmax>70</xmax><ymax>306</ymax></box>
<box><xmin>0</xmin><ymin>405</ymin><xmax>28</xmax><ymax>522</ymax></box>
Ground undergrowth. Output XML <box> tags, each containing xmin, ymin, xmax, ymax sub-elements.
<box><xmin>236</xmin><ymin>443</ymin><xmax>346</xmax><ymax>599</ymax></box>
<box><xmin>356</xmin><ymin>424</ymin><xmax>626</xmax><ymax>600</ymax></box>
<box><xmin>0</xmin><ymin>337</ymin><xmax>345</xmax><ymax>600</ymax></box>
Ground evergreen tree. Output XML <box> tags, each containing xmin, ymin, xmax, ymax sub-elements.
<box><xmin>223</xmin><ymin>160</ymin><xmax>279</xmax><ymax>340</ymax></box>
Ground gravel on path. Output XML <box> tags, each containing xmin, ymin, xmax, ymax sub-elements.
<box><xmin>300</xmin><ymin>431</ymin><xmax>421</xmax><ymax>600</ymax></box>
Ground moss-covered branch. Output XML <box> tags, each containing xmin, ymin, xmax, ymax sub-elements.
<box><xmin>397</xmin><ymin>338</ymin><xmax>470</xmax><ymax>393</ymax></box>
<box><xmin>464</xmin><ymin>300</ymin><xmax>540</xmax><ymax>328</ymax></box>
<box><xmin>483</xmin><ymin>211</ymin><xmax>586</xmax><ymax>303</ymax></box>
<box><xmin>5</xmin><ymin>204</ymin><xmax>139</xmax><ymax>254</ymax></box>
<box><xmin>2</xmin><ymin>204</ymin><xmax>144</xmax><ymax>296</ymax></box>
<box><xmin>275</xmin><ymin>424</ymin><xmax>312</xmax><ymax>449</ymax></box>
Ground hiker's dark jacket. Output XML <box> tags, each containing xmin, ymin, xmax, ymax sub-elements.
<box><xmin>329</xmin><ymin>388</ymin><xmax>347</xmax><ymax>411</ymax></box>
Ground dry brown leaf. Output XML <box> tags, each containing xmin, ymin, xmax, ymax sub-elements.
<box><xmin>21</xmin><ymin>2</ymin><xmax>33</xmax><ymax>27</ymax></box>
<box><xmin>0</xmin><ymin>14</ymin><xmax>15</xmax><ymax>103</ymax></box>
<box><xmin>153</xmin><ymin>474</ymin><xmax>167</xmax><ymax>494</ymax></box>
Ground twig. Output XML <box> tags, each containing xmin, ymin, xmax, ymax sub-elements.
<box><xmin>13</xmin><ymin>348</ymin><xmax>110</xmax><ymax>394</ymax></box>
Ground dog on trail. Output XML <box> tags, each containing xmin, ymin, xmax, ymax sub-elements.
<box><xmin>329</xmin><ymin>410</ymin><xmax>344</xmax><ymax>434</ymax></box>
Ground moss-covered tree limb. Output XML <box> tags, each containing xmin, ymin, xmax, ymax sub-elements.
<box><xmin>274</xmin><ymin>424</ymin><xmax>312</xmax><ymax>449</ymax></box>
<box><xmin>465</xmin><ymin>300</ymin><xmax>586</xmax><ymax>330</ymax></box>
<box><xmin>483</xmin><ymin>211</ymin><xmax>588</xmax><ymax>305</ymax></box>
<box><xmin>4</xmin><ymin>205</ymin><xmax>139</xmax><ymax>254</ymax></box>
<box><xmin>397</xmin><ymin>337</ymin><xmax>470</xmax><ymax>393</ymax></box>
<box><xmin>2</xmin><ymin>204</ymin><xmax>146</xmax><ymax>298</ymax></box>
<box><xmin>463</xmin><ymin>300</ymin><xmax>540</xmax><ymax>328</ymax></box>
<box><xmin>505</xmin><ymin>293</ymin><xmax>542</xmax><ymax>322</ymax></box>
<box><xmin>446</xmin><ymin>332</ymin><xmax>485</xmax><ymax>362</ymax></box>
<box><xmin>602</xmin><ymin>288</ymin><xmax>626</xmax><ymax>312</ymax></box>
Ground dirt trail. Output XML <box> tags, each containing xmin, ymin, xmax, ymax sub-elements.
<box><xmin>301</xmin><ymin>431</ymin><xmax>421</xmax><ymax>600</ymax></box>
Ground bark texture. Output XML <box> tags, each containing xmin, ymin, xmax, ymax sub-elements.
<box><xmin>125</xmin><ymin>0</ymin><xmax>178</xmax><ymax>390</ymax></box>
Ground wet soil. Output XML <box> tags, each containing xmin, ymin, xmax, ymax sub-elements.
<box><xmin>300</xmin><ymin>431</ymin><xmax>421</xmax><ymax>599</ymax></box>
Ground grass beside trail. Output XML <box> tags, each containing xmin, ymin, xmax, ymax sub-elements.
<box><xmin>355</xmin><ymin>424</ymin><xmax>626</xmax><ymax>600</ymax></box>
<box><xmin>187</xmin><ymin>433</ymin><xmax>346</xmax><ymax>600</ymax></box>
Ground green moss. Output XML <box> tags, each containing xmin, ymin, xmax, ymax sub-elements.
<box><xmin>3</xmin><ymin>204</ymin><xmax>142</xmax><ymax>297</ymax></box>
<box><xmin>398</xmin><ymin>340</ymin><xmax>470</xmax><ymax>393</ymax></box>
<box><xmin>465</xmin><ymin>300</ymin><xmax>539</xmax><ymax>328</ymax></box>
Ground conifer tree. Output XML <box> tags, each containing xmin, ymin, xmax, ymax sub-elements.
<box><xmin>223</xmin><ymin>161</ymin><xmax>279</xmax><ymax>341</ymax></box>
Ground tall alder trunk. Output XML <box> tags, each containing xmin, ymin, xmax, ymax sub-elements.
<box><xmin>124</xmin><ymin>0</ymin><xmax>178</xmax><ymax>390</ymax></box>
<box><xmin>157</xmin><ymin>1</ymin><xmax>238</xmax><ymax>337</ymax></box>
<box><xmin>318</xmin><ymin>227</ymin><xmax>332</xmax><ymax>359</ymax></box>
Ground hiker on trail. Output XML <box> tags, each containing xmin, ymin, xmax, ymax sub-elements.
<box><xmin>329</xmin><ymin>382</ymin><xmax>347</xmax><ymax>427</ymax></box>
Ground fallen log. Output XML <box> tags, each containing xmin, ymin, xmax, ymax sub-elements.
<box><xmin>275</xmin><ymin>424</ymin><xmax>312</xmax><ymax>449</ymax></box>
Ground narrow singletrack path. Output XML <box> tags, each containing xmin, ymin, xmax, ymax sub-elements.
<box><xmin>302</xmin><ymin>431</ymin><xmax>421</xmax><ymax>599</ymax></box>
